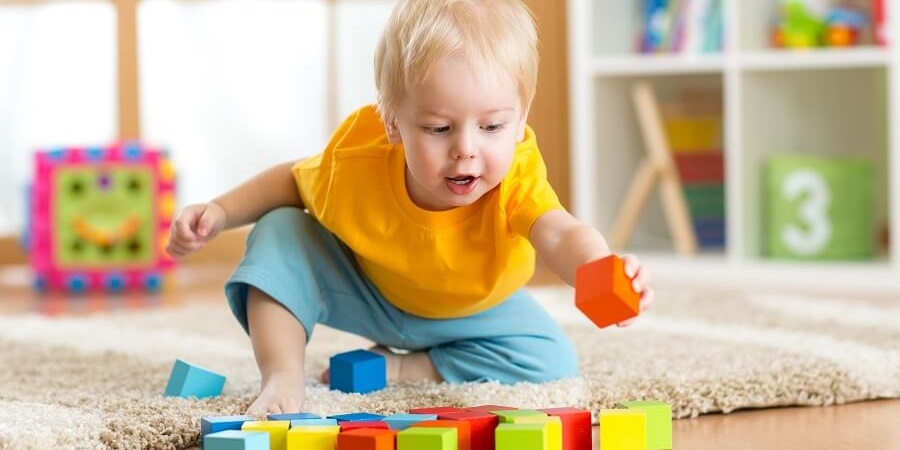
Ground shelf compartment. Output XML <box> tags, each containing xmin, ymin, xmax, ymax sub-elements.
<box><xmin>739</xmin><ymin>67</ymin><xmax>889</xmax><ymax>260</ymax></box>
<box><xmin>591</xmin><ymin>74</ymin><xmax>726</xmax><ymax>254</ymax></box>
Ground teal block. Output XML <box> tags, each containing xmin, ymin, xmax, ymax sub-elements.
<box><xmin>290</xmin><ymin>418</ymin><xmax>338</xmax><ymax>427</ymax></box>
<box><xmin>397</xmin><ymin>426</ymin><xmax>457</xmax><ymax>450</ymax></box>
<box><xmin>766</xmin><ymin>154</ymin><xmax>874</xmax><ymax>259</ymax></box>
<box><xmin>495</xmin><ymin>423</ymin><xmax>548</xmax><ymax>450</ymax></box>
<box><xmin>201</xmin><ymin>415</ymin><xmax>252</xmax><ymax>442</ymax></box>
<box><xmin>384</xmin><ymin>413</ymin><xmax>438</xmax><ymax>430</ymax></box>
<box><xmin>617</xmin><ymin>400</ymin><xmax>673</xmax><ymax>450</ymax></box>
<box><xmin>267</xmin><ymin>412</ymin><xmax>319</xmax><ymax>421</ymax></box>
<box><xmin>164</xmin><ymin>359</ymin><xmax>226</xmax><ymax>398</ymax></box>
<box><xmin>204</xmin><ymin>430</ymin><xmax>268</xmax><ymax>450</ymax></box>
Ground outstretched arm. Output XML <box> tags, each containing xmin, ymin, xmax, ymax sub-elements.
<box><xmin>213</xmin><ymin>161</ymin><xmax>304</xmax><ymax>230</ymax></box>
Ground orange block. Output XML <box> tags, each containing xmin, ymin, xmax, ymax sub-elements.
<box><xmin>338</xmin><ymin>427</ymin><xmax>397</xmax><ymax>450</ymax></box>
<box><xmin>575</xmin><ymin>255</ymin><xmax>639</xmax><ymax>328</ymax></box>
<box><xmin>414</xmin><ymin>420</ymin><xmax>472</xmax><ymax>450</ymax></box>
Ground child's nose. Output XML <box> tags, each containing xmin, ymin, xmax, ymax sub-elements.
<box><xmin>450</xmin><ymin>131</ymin><xmax>477</xmax><ymax>160</ymax></box>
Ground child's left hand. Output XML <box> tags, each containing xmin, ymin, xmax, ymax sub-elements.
<box><xmin>616</xmin><ymin>253</ymin><xmax>654</xmax><ymax>327</ymax></box>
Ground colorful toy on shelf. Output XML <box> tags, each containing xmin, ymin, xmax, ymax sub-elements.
<box><xmin>26</xmin><ymin>142</ymin><xmax>176</xmax><ymax>293</ymax></box>
<box><xmin>824</xmin><ymin>7</ymin><xmax>866</xmax><ymax>47</ymax></box>
<box><xmin>772</xmin><ymin>0</ymin><xmax>827</xmax><ymax>48</ymax></box>
<box><xmin>575</xmin><ymin>255</ymin><xmax>640</xmax><ymax>328</ymax></box>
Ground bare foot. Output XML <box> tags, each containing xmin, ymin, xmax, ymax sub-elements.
<box><xmin>319</xmin><ymin>345</ymin><xmax>441</xmax><ymax>384</ymax></box>
<box><xmin>246</xmin><ymin>371</ymin><xmax>306</xmax><ymax>417</ymax></box>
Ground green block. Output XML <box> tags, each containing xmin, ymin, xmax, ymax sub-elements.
<box><xmin>684</xmin><ymin>184</ymin><xmax>725</xmax><ymax>217</ymax></box>
<box><xmin>617</xmin><ymin>400</ymin><xmax>672</xmax><ymax>450</ymax></box>
<box><xmin>766</xmin><ymin>154</ymin><xmax>874</xmax><ymax>259</ymax></box>
<box><xmin>514</xmin><ymin>416</ymin><xmax>562</xmax><ymax>450</ymax></box>
<box><xmin>495</xmin><ymin>423</ymin><xmax>548</xmax><ymax>450</ymax></box>
<box><xmin>491</xmin><ymin>409</ymin><xmax>546</xmax><ymax>423</ymax></box>
<box><xmin>397</xmin><ymin>426</ymin><xmax>457</xmax><ymax>450</ymax></box>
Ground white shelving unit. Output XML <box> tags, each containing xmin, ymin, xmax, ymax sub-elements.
<box><xmin>568</xmin><ymin>0</ymin><xmax>900</xmax><ymax>294</ymax></box>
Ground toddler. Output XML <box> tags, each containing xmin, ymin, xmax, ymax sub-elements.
<box><xmin>167</xmin><ymin>0</ymin><xmax>654</xmax><ymax>416</ymax></box>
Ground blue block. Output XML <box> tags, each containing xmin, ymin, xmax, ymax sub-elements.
<box><xmin>203</xmin><ymin>430</ymin><xmax>268</xmax><ymax>450</ymax></box>
<box><xmin>267</xmin><ymin>412</ymin><xmax>320</xmax><ymax>421</ymax></box>
<box><xmin>201</xmin><ymin>415</ymin><xmax>253</xmax><ymax>442</ymax></box>
<box><xmin>383</xmin><ymin>413</ymin><xmax>438</xmax><ymax>430</ymax></box>
<box><xmin>164</xmin><ymin>359</ymin><xmax>226</xmax><ymax>398</ymax></box>
<box><xmin>290</xmin><ymin>418</ymin><xmax>339</xmax><ymax>427</ymax></box>
<box><xmin>329</xmin><ymin>349</ymin><xmax>386</xmax><ymax>394</ymax></box>
<box><xmin>327</xmin><ymin>412</ymin><xmax>385</xmax><ymax>422</ymax></box>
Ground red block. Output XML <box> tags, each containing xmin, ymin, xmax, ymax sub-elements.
<box><xmin>439</xmin><ymin>411</ymin><xmax>499</xmax><ymax>450</ymax></box>
<box><xmin>539</xmin><ymin>407</ymin><xmax>593</xmax><ymax>450</ymax></box>
<box><xmin>341</xmin><ymin>421</ymin><xmax>390</xmax><ymax>432</ymax></box>
<box><xmin>408</xmin><ymin>406</ymin><xmax>467</xmax><ymax>415</ymax></box>
<box><xmin>414</xmin><ymin>420</ymin><xmax>472</xmax><ymax>450</ymax></box>
<box><xmin>575</xmin><ymin>255</ymin><xmax>639</xmax><ymax>328</ymax></box>
<box><xmin>338</xmin><ymin>428</ymin><xmax>397</xmax><ymax>450</ymax></box>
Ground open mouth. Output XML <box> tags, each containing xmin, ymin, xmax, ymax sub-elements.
<box><xmin>445</xmin><ymin>175</ymin><xmax>479</xmax><ymax>195</ymax></box>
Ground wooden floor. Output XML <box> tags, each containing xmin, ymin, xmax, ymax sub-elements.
<box><xmin>1</xmin><ymin>263</ymin><xmax>898</xmax><ymax>449</ymax></box>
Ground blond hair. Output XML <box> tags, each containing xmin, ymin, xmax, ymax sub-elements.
<box><xmin>374</xmin><ymin>0</ymin><xmax>538</xmax><ymax>122</ymax></box>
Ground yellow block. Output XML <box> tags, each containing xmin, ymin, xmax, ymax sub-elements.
<box><xmin>600</xmin><ymin>409</ymin><xmax>646</xmax><ymax>450</ymax></box>
<box><xmin>241</xmin><ymin>420</ymin><xmax>290</xmax><ymax>450</ymax></box>
<box><xmin>515</xmin><ymin>415</ymin><xmax>563</xmax><ymax>450</ymax></box>
<box><xmin>664</xmin><ymin>117</ymin><xmax>721</xmax><ymax>152</ymax></box>
<box><xmin>286</xmin><ymin>425</ymin><xmax>340</xmax><ymax>450</ymax></box>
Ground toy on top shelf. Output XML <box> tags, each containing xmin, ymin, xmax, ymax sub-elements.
<box><xmin>26</xmin><ymin>141</ymin><xmax>176</xmax><ymax>293</ymax></box>
<box><xmin>772</xmin><ymin>0</ymin><xmax>870</xmax><ymax>48</ymax></box>
<box><xmin>575</xmin><ymin>255</ymin><xmax>640</xmax><ymax>328</ymax></box>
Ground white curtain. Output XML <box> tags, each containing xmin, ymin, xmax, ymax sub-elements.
<box><xmin>0</xmin><ymin>0</ymin><xmax>393</xmax><ymax>236</ymax></box>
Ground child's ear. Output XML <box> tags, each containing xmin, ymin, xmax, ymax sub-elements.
<box><xmin>385</xmin><ymin>118</ymin><xmax>402</xmax><ymax>145</ymax></box>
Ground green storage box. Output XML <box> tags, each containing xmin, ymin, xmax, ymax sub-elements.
<box><xmin>766</xmin><ymin>154</ymin><xmax>874</xmax><ymax>260</ymax></box>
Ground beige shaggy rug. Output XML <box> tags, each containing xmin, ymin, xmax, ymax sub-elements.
<box><xmin>0</xmin><ymin>287</ymin><xmax>898</xmax><ymax>449</ymax></box>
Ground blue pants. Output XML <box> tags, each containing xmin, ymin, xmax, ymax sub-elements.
<box><xmin>225</xmin><ymin>207</ymin><xmax>579</xmax><ymax>383</ymax></box>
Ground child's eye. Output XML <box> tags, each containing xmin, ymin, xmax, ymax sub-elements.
<box><xmin>482</xmin><ymin>123</ymin><xmax>505</xmax><ymax>133</ymax></box>
<box><xmin>423</xmin><ymin>125</ymin><xmax>450</xmax><ymax>135</ymax></box>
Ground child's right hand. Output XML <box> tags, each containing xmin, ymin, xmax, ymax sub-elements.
<box><xmin>166</xmin><ymin>202</ymin><xmax>227</xmax><ymax>258</ymax></box>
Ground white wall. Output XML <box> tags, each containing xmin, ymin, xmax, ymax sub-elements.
<box><xmin>0</xmin><ymin>0</ymin><xmax>394</xmax><ymax>236</ymax></box>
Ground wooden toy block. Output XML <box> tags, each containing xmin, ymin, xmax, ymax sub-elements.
<box><xmin>328</xmin><ymin>412</ymin><xmax>385</xmax><ymax>422</ymax></box>
<box><xmin>491</xmin><ymin>409</ymin><xmax>547</xmax><ymax>423</ymax></box>
<box><xmin>266</xmin><ymin>412</ymin><xmax>319</xmax><ymax>421</ymax></box>
<box><xmin>201</xmin><ymin>415</ymin><xmax>253</xmax><ymax>442</ymax></box>
<box><xmin>241</xmin><ymin>421</ymin><xmax>290</xmax><ymax>450</ymax></box>
<box><xmin>439</xmin><ymin>411</ymin><xmax>498</xmax><ymax>450</ymax></box>
<box><xmin>495</xmin><ymin>423</ymin><xmax>548</xmax><ymax>450</ymax></box>
<box><xmin>285</xmin><ymin>425</ymin><xmax>340</xmax><ymax>450</ymax></box>
<box><xmin>617</xmin><ymin>400</ymin><xmax>672</xmax><ymax>450</ymax></box>
<box><xmin>599</xmin><ymin>409</ymin><xmax>646</xmax><ymax>450</ymax></box>
<box><xmin>409</xmin><ymin>406</ymin><xmax>467</xmax><ymax>415</ymax></box>
<box><xmin>575</xmin><ymin>255</ymin><xmax>640</xmax><ymax>328</ymax></box>
<box><xmin>164</xmin><ymin>359</ymin><xmax>226</xmax><ymax>399</ymax></box>
<box><xmin>414</xmin><ymin>420</ymin><xmax>472</xmax><ymax>450</ymax></box>
<box><xmin>290</xmin><ymin>418</ymin><xmax>338</xmax><ymax>427</ymax></box>
<box><xmin>341</xmin><ymin>420</ymin><xmax>390</xmax><ymax>432</ymax></box>
<box><xmin>514</xmin><ymin>416</ymin><xmax>562</xmax><ymax>450</ymax></box>
<box><xmin>329</xmin><ymin>349</ymin><xmax>386</xmax><ymax>394</ymax></box>
<box><xmin>384</xmin><ymin>413</ymin><xmax>438</xmax><ymax>430</ymax></box>
<box><xmin>204</xmin><ymin>430</ymin><xmax>269</xmax><ymax>450</ymax></box>
<box><xmin>397</xmin><ymin>426</ymin><xmax>457</xmax><ymax>450</ymax></box>
<box><xmin>337</xmin><ymin>428</ymin><xmax>398</xmax><ymax>450</ymax></box>
<box><xmin>464</xmin><ymin>404</ymin><xmax>517</xmax><ymax>413</ymax></box>
<box><xmin>538</xmin><ymin>407</ymin><xmax>592</xmax><ymax>450</ymax></box>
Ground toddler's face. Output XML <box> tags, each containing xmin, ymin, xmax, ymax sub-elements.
<box><xmin>390</xmin><ymin>53</ymin><xmax>526</xmax><ymax>211</ymax></box>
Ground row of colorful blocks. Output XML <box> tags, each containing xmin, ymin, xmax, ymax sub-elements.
<box><xmin>200</xmin><ymin>401</ymin><xmax>671</xmax><ymax>450</ymax></box>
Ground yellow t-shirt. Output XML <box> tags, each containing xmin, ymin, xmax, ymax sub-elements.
<box><xmin>293</xmin><ymin>105</ymin><xmax>562</xmax><ymax>318</ymax></box>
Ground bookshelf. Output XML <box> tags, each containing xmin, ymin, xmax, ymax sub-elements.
<box><xmin>568</xmin><ymin>0</ymin><xmax>900</xmax><ymax>294</ymax></box>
